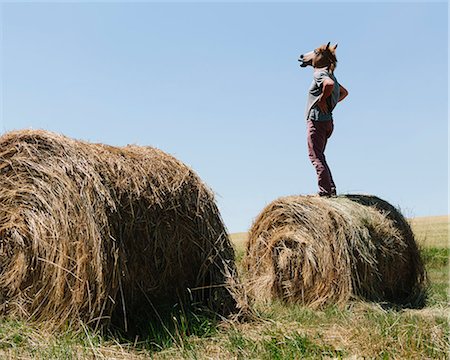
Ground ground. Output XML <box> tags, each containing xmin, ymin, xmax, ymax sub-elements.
<box><xmin>0</xmin><ymin>215</ymin><xmax>448</xmax><ymax>359</ymax></box>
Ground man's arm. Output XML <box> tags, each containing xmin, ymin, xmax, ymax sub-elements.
<box><xmin>317</xmin><ymin>78</ymin><xmax>334</xmax><ymax>113</ymax></box>
<box><xmin>318</xmin><ymin>81</ymin><xmax>348</xmax><ymax>112</ymax></box>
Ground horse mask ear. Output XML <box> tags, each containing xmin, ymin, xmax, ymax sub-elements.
<box><xmin>333</xmin><ymin>43</ymin><xmax>338</xmax><ymax>50</ymax></box>
<box><xmin>326</xmin><ymin>42</ymin><xmax>330</xmax><ymax>49</ymax></box>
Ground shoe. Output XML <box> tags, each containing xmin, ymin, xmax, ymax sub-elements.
<box><xmin>318</xmin><ymin>190</ymin><xmax>337</xmax><ymax>198</ymax></box>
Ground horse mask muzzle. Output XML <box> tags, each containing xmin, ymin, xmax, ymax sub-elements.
<box><xmin>298</xmin><ymin>51</ymin><xmax>314</xmax><ymax>68</ymax></box>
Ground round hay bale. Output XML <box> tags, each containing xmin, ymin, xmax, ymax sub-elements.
<box><xmin>0</xmin><ymin>129</ymin><xmax>242</xmax><ymax>331</ymax></box>
<box><xmin>244</xmin><ymin>195</ymin><xmax>427</xmax><ymax>308</ymax></box>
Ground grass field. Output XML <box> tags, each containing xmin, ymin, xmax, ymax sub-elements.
<box><xmin>410</xmin><ymin>215</ymin><xmax>449</xmax><ymax>248</ymax></box>
<box><xmin>0</xmin><ymin>215</ymin><xmax>448</xmax><ymax>359</ymax></box>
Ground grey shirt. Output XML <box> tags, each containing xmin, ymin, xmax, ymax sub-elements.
<box><xmin>305</xmin><ymin>69</ymin><xmax>340</xmax><ymax>121</ymax></box>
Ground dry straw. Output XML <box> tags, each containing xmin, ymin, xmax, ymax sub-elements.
<box><xmin>0</xmin><ymin>130</ymin><xmax>243</xmax><ymax>331</ymax></box>
<box><xmin>244</xmin><ymin>195</ymin><xmax>427</xmax><ymax>308</ymax></box>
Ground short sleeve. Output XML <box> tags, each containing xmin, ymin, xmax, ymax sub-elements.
<box><xmin>313</xmin><ymin>70</ymin><xmax>330</xmax><ymax>88</ymax></box>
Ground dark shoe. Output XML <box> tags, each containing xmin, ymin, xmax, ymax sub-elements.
<box><xmin>318</xmin><ymin>190</ymin><xmax>337</xmax><ymax>198</ymax></box>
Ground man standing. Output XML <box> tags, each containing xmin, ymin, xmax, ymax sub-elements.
<box><xmin>299</xmin><ymin>43</ymin><xmax>348</xmax><ymax>197</ymax></box>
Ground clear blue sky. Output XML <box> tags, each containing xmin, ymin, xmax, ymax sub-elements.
<box><xmin>1</xmin><ymin>1</ymin><xmax>448</xmax><ymax>232</ymax></box>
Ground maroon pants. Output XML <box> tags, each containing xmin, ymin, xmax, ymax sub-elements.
<box><xmin>307</xmin><ymin>120</ymin><xmax>336</xmax><ymax>196</ymax></box>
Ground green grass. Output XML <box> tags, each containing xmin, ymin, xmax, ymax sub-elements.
<box><xmin>225</xmin><ymin>329</ymin><xmax>344</xmax><ymax>360</ymax></box>
<box><xmin>0</xmin><ymin>321</ymin><xmax>105</xmax><ymax>359</ymax></box>
<box><xmin>421</xmin><ymin>247</ymin><xmax>449</xmax><ymax>267</ymax></box>
<box><xmin>0</xmin><ymin>215</ymin><xmax>448</xmax><ymax>359</ymax></box>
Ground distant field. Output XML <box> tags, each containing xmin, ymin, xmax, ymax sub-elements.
<box><xmin>229</xmin><ymin>232</ymin><xmax>247</xmax><ymax>255</ymax></box>
<box><xmin>410</xmin><ymin>215</ymin><xmax>449</xmax><ymax>248</ymax></box>
<box><xmin>231</xmin><ymin>214</ymin><xmax>449</xmax><ymax>253</ymax></box>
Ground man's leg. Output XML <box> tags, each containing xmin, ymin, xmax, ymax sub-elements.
<box><xmin>325</xmin><ymin>162</ymin><xmax>337</xmax><ymax>196</ymax></box>
<box><xmin>325</xmin><ymin>121</ymin><xmax>336</xmax><ymax>195</ymax></box>
<box><xmin>307</xmin><ymin>120</ymin><xmax>335</xmax><ymax>196</ymax></box>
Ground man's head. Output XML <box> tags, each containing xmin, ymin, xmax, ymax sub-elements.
<box><xmin>298</xmin><ymin>42</ymin><xmax>338</xmax><ymax>72</ymax></box>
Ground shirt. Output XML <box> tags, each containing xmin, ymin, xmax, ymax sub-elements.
<box><xmin>305</xmin><ymin>69</ymin><xmax>340</xmax><ymax>121</ymax></box>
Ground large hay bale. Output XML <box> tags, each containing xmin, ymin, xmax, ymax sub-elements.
<box><xmin>244</xmin><ymin>195</ymin><xmax>427</xmax><ymax>308</ymax></box>
<box><xmin>0</xmin><ymin>130</ymin><xmax>241</xmax><ymax>331</ymax></box>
